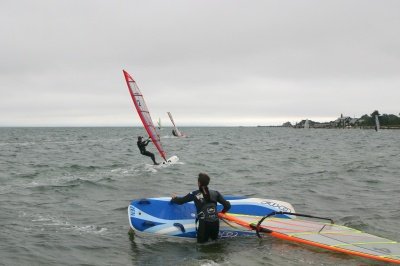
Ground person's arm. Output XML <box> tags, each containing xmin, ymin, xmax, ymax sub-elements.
<box><xmin>216</xmin><ymin>192</ymin><xmax>231</xmax><ymax>213</ymax></box>
<box><xmin>171</xmin><ymin>193</ymin><xmax>193</xmax><ymax>205</ymax></box>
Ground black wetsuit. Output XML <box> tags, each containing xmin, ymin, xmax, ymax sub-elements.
<box><xmin>171</xmin><ymin>189</ymin><xmax>231</xmax><ymax>243</ymax></box>
<box><xmin>137</xmin><ymin>139</ymin><xmax>157</xmax><ymax>164</ymax></box>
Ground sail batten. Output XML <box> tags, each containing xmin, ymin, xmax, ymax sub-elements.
<box><xmin>123</xmin><ymin>70</ymin><xmax>167</xmax><ymax>161</ymax></box>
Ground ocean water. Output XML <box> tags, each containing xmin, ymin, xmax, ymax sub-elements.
<box><xmin>0</xmin><ymin>127</ymin><xmax>399</xmax><ymax>266</ymax></box>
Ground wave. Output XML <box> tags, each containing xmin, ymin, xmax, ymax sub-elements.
<box><xmin>29</xmin><ymin>176</ymin><xmax>118</xmax><ymax>191</ymax></box>
<box><xmin>16</xmin><ymin>171</ymin><xmax>40</xmax><ymax>179</ymax></box>
<box><xmin>340</xmin><ymin>215</ymin><xmax>369</xmax><ymax>231</ymax></box>
<box><xmin>30</xmin><ymin>214</ymin><xmax>108</xmax><ymax>235</ymax></box>
<box><xmin>64</xmin><ymin>164</ymin><xmax>98</xmax><ymax>171</ymax></box>
<box><xmin>114</xmin><ymin>206</ymin><xmax>129</xmax><ymax>212</ymax></box>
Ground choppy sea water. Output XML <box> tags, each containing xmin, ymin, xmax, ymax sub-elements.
<box><xmin>0</xmin><ymin>127</ymin><xmax>399</xmax><ymax>266</ymax></box>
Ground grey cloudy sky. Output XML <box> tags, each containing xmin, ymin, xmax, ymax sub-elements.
<box><xmin>1</xmin><ymin>0</ymin><xmax>399</xmax><ymax>126</ymax></box>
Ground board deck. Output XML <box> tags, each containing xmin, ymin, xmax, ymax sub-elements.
<box><xmin>128</xmin><ymin>196</ymin><xmax>295</xmax><ymax>239</ymax></box>
<box><xmin>163</xmin><ymin>155</ymin><xmax>179</xmax><ymax>164</ymax></box>
<box><xmin>152</xmin><ymin>155</ymin><xmax>179</xmax><ymax>168</ymax></box>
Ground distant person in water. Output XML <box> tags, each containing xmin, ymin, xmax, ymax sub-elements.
<box><xmin>172</xmin><ymin>129</ymin><xmax>178</xmax><ymax>137</ymax></box>
<box><xmin>137</xmin><ymin>136</ymin><xmax>159</xmax><ymax>165</ymax></box>
<box><xmin>171</xmin><ymin>173</ymin><xmax>231</xmax><ymax>243</ymax></box>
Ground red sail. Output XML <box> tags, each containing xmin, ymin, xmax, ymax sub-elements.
<box><xmin>123</xmin><ymin>70</ymin><xmax>167</xmax><ymax>161</ymax></box>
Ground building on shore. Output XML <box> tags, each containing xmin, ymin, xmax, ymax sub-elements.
<box><xmin>282</xmin><ymin>111</ymin><xmax>400</xmax><ymax>129</ymax></box>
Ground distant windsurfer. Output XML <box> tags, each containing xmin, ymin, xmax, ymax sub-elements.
<box><xmin>170</xmin><ymin>173</ymin><xmax>231</xmax><ymax>243</ymax></box>
<box><xmin>137</xmin><ymin>136</ymin><xmax>159</xmax><ymax>165</ymax></box>
<box><xmin>172</xmin><ymin>129</ymin><xmax>179</xmax><ymax>137</ymax></box>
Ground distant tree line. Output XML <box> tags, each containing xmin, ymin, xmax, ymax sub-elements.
<box><xmin>284</xmin><ymin>110</ymin><xmax>400</xmax><ymax>129</ymax></box>
<box><xmin>359</xmin><ymin>110</ymin><xmax>400</xmax><ymax>127</ymax></box>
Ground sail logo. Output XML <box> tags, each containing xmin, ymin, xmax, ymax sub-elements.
<box><xmin>130</xmin><ymin>206</ymin><xmax>136</xmax><ymax>217</ymax></box>
<box><xmin>260</xmin><ymin>201</ymin><xmax>292</xmax><ymax>213</ymax></box>
<box><xmin>219</xmin><ymin>231</ymin><xmax>239</xmax><ymax>238</ymax></box>
<box><xmin>207</xmin><ymin>206</ymin><xmax>216</xmax><ymax>214</ymax></box>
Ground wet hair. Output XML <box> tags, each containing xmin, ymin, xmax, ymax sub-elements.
<box><xmin>138</xmin><ymin>136</ymin><xmax>142</xmax><ymax>140</ymax></box>
<box><xmin>198</xmin><ymin>173</ymin><xmax>211</xmax><ymax>201</ymax></box>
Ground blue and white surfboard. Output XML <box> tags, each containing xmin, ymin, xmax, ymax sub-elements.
<box><xmin>128</xmin><ymin>196</ymin><xmax>295</xmax><ymax>240</ymax></box>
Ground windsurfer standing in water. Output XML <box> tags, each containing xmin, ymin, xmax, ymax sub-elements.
<box><xmin>170</xmin><ymin>173</ymin><xmax>231</xmax><ymax>243</ymax></box>
<box><xmin>137</xmin><ymin>136</ymin><xmax>159</xmax><ymax>165</ymax></box>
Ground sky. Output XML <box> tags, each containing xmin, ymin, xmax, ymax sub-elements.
<box><xmin>1</xmin><ymin>0</ymin><xmax>399</xmax><ymax>127</ymax></box>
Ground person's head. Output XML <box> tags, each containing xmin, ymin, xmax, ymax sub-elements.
<box><xmin>198</xmin><ymin>173</ymin><xmax>211</xmax><ymax>200</ymax></box>
<box><xmin>138</xmin><ymin>136</ymin><xmax>143</xmax><ymax>141</ymax></box>
<box><xmin>198</xmin><ymin>173</ymin><xmax>210</xmax><ymax>187</ymax></box>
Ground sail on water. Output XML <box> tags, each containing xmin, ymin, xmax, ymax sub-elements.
<box><xmin>375</xmin><ymin>115</ymin><xmax>380</xmax><ymax>131</ymax></box>
<box><xmin>123</xmin><ymin>70</ymin><xmax>178</xmax><ymax>165</ymax></box>
<box><xmin>157</xmin><ymin>118</ymin><xmax>162</xmax><ymax>130</ymax></box>
<box><xmin>218</xmin><ymin>212</ymin><xmax>400</xmax><ymax>264</ymax></box>
<box><xmin>304</xmin><ymin>119</ymin><xmax>310</xmax><ymax>129</ymax></box>
<box><xmin>167</xmin><ymin>112</ymin><xmax>186</xmax><ymax>137</ymax></box>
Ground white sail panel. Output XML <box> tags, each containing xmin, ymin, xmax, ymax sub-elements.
<box><xmin>167</xmin><ymin>112</ymin><xmax>183</xmax><ymax>137</ymax></box>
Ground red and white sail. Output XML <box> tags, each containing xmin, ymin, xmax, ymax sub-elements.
<box><xmin>123</xmin><ymin>70</ymin><xmax>167</xmax><ymax>161</ymax></box>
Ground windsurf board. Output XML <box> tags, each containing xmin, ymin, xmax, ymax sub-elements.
<box><xmin>128</xmin><ymin>196</ymin><xmax>295</xmax><ymax>240</ymax></box>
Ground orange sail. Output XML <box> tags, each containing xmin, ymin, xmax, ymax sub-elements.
<box><xmin>219</xmin><ymin>212</ymin><xmax>400</xmax><ymax>264</ymax></box>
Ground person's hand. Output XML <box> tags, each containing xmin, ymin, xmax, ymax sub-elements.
<box><xmin>170</xmin><ymin>194</ymin><xmax>177</xmax><ymax>204</ymax></box>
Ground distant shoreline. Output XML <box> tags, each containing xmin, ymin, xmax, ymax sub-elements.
<box><xmin>258</xmin><ymin>125</ymin><xmax>400</xmax><ymax>129</ymax></box>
